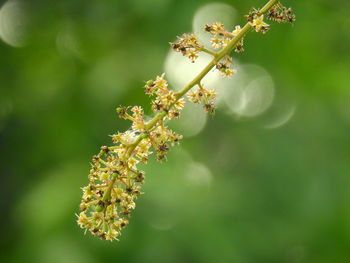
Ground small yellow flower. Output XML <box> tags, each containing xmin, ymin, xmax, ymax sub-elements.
<box><xmin>106</xmin><ymin>229</ymin><xmax>119</xmax><ymax>241</ymax></box>
<box><xmin>188</xmin><ymin>52</ymin><xmax>198</xmax><ymax>63</ymax></box>
<box><xmin>154</xmin><ymin>73</ymin><xmax>168</xmax><ymax>92</ymax></box>
<box><xmin>221</xmin><ymin>68</ymin><xmax>236</xmax><ymax>78</ymax></box>
<box><xmin>131</xmin><ymin>106</ymin><xmax>143</xmax><ymax>117</ymax></box>
<box><xmin>206</xmin><ymin>90</ymin><xmax>216</xmax><ymax>100</ymax></box>
<box><xmin>168</xmin><ymin>110</ymin><xmax>180</xmax><ymax>119</ymax></box>
<box><xmin>211</xmin><ymin>22</ymin><xmax>224</xmax><ymax>32</ymax></box>
<box><xmin>174</xmin><ymin>98</ymin><xmax>185</xmax><ymax>110</ymax></box>
<box><xmin>81</xmin><ymin>186</ymin><xmax>93</xmax><ymax>199</ymax></box>
<box><xmin>99</xmin><ymin>172</ymin><xmax>109</xmax><ymax>181</ymax></box>
<box><xmin>128</xmin><ymin>157</ymin><xmax>139</xmax><ymax>169</ymax></box>
<box><xmin>114</xmin><ymin>147</ymin><xmax>127</xmax><ymax>159</ymax></box>
<box><xmin>120</xmin><ymin>131</ymin><xmax>137</xmax><ymax>145</ymax></box>
<box><xmin>250</xmin><ymin>15</ymin><xmax>269</xmax><ymax>33</ymax></box>
<box><xmin>76</xmin><ymin>212</ymin><xmax>90</xmax><ymax>228</ymax></box>
<box><xmin>210</xmin><ymin>38</ymin><xmax>222</xmax><ymax>49</ymax></box>
<box><xmin>188</xmin><ymin>91</ymin><xmax>200</xmax><ymax>104</ymax></box>
<box><xmin>128</xmin><ymin>201</ymin><xmax>136</xmax><ymax>210</ymax></box>
<box><xmin>232</xmin><ymin>25</ymin><xmax>242</xmax><ymax>37</ymax></box>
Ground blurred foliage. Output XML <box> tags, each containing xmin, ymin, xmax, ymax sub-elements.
<box><xmin>1</xmin><ymin>0</ymin><xmax>350</xmax><ymax>262</ymax></box>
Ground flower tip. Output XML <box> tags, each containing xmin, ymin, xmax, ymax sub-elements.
<box><xmin>95</xmin><ymin>205</ymin><xmax>104</xmax><ymax>212</ymax></box>
<box><xmin>116</xmin><ymin>107</ymin><xmax>122</xmax><ymax>114</ymax></box>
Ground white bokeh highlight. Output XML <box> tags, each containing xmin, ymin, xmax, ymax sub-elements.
<box><xmin>264</xmin><ymin>104</ymin><xmax>296</xmax><ymax>129</ymax></box>
<box><xmin>222</xmin><ymin>64</ymin><xmax>275</xmax><ymax>118</ymax></box>
<box><xmin>185</xmin><ymin>161</ymin><xmax>212</xmax><ymax>189</ymax></box>
<box><xmin>0</xmin><ymin>0</ymin><xmax>29</xmax><ymax>47</ymax></box>
<box><xmin>56</xmin><ymin>22</ymin><xmax>83</xmax><ymax>59</ymax></box>
<box><xmin>168</xmin><ymin>102</ymin><xmax>207</xmax><ymax>137</ymax></box>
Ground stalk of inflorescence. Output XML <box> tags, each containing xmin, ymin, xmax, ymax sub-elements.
<box><xmin>76</xmin><ymin>0</ymin><xmax>295</xmax><ymax>241</ymax></box>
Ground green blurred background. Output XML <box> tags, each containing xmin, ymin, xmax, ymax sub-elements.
<box><xmin>1</xmin><ymin>0</ymin><xmax>350</xmax><ymax>262</ymax></box>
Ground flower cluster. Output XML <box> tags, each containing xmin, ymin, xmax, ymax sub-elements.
<box><xmin>267</xmin><ymin>3</ymin><xmax>296</xmax><ymax>24</ymax></box>
<box><xmin>205</xmin><ymin>22</ymin><xmax>230</xmax><ymax>49</ymax></box>
<box><xmin>116</xmin><ymin>106</ymin><xmax>145</xmax><ymax>132</ymax></box>
<box><xmin>245</xmin><ymin>8</ymin><xmax>270</xmax><ymax>34</ymax></box>
<box><xmin>149</xmin><ymin>124</ymin><xmax>182</xmax><ymax>161</ymax></box>
<box><xmin>170</xmin><ymin>22</ymin><xmax>248</xmax><ymax>78</ymax></box>
<box><xmin>170</xmin><ymin>34</ymin><xmax>203</xmax><ymax>63</ymax></box>
<box><xmin>246</xmin><ymin>2</ymin><xmax>295</xmax><ymax>34</ymax></box>
<box><xmin>250</xmin><ymin>15</ymin><xmax>270</xmax><ymax>34</ymax></box>
<box><xmin>188</xmin><ymin>84</ymin><xmax>216</xmax><ymax>115</ymax></box>
<box><xmin>205</xmin><ymin>22</ymin><xmax>244</xmax><ymax>52</ymax></box>
<box><xmin>77</xmin><ymin>0</ymin><xmax>295</xmax><ymax>241</ymax></box>
<box><xmin>144</xmin><ymin>74</ymin><xmax>185</xmax><ymax>118</ymax></box>
<box><xmin>215</xmin><ymin>55</ymin><xmax>236</xmax><ymax>77</ymax></box>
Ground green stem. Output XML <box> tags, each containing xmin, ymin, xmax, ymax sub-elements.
<box><xmin>126</xmin><ymin>133</ymin><xmax>149</xmax><ymax>157</ymax></box>
<box><xmin>200</xmin><ymin>47</ymin><xmax>218</xmax><ymax>57</ymax></box>
<box><xmin>96</xmin><ymin>173</ymin><xmax>118</xmax><ymax>212</ymax></box>
<box><xmin>145</xmin><ymin>111</ymin><xmax>167</xmax><ymax>130</ymax></box>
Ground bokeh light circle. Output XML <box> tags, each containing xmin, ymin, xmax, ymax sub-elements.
<box><xmin>264</xmin><ymin>104</ymin><xmax>296</xmax><ymax>129</ymax></box>
<box><xmin>168</xmin><ymin>102</ymin><xmax>207</xmax><ymax>137</ymax></box>
<box><xmin>0</xmin><ymin>0</ymin><xmax>29</xmax><ymax>47</ymax></box>
<box><xmin>222</xmin><ymin>64</ymin><xmax>275</xmax><ymax>117</ymax></box>
<box><xmin>185</xmin><ymin>161</ymin><xmax>212</xmax><ymax>189</ymax></box>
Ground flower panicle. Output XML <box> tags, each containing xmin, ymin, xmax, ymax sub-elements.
<box><xmin>78</xmin><ymin>75</ymin><xmax>185</xmax><ymax>240</ymax></box>
<box><xmin>77</xmin><ymin>109</ymin><xmax>183</xmax><ymax>240</ymax></box>
<box><xmin>170</xmin><ymin>33</ymin><xmax>203</xmax><ymax>63</ymax></box>
<box><xmin>77</xmin><ymin>0</ymin><xmax>295</xmax><ymax>241</ymax></box>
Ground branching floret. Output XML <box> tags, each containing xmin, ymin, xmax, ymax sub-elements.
<box><xmin>77</xmin><ymin>0</ymin><xmax>295</xmax><ymax>241</ymax></box>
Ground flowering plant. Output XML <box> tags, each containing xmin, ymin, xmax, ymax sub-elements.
<box><xmin>77</xmin><ymin>0</ymin><xmax>295</xmax><ymax>241</ymax></box>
